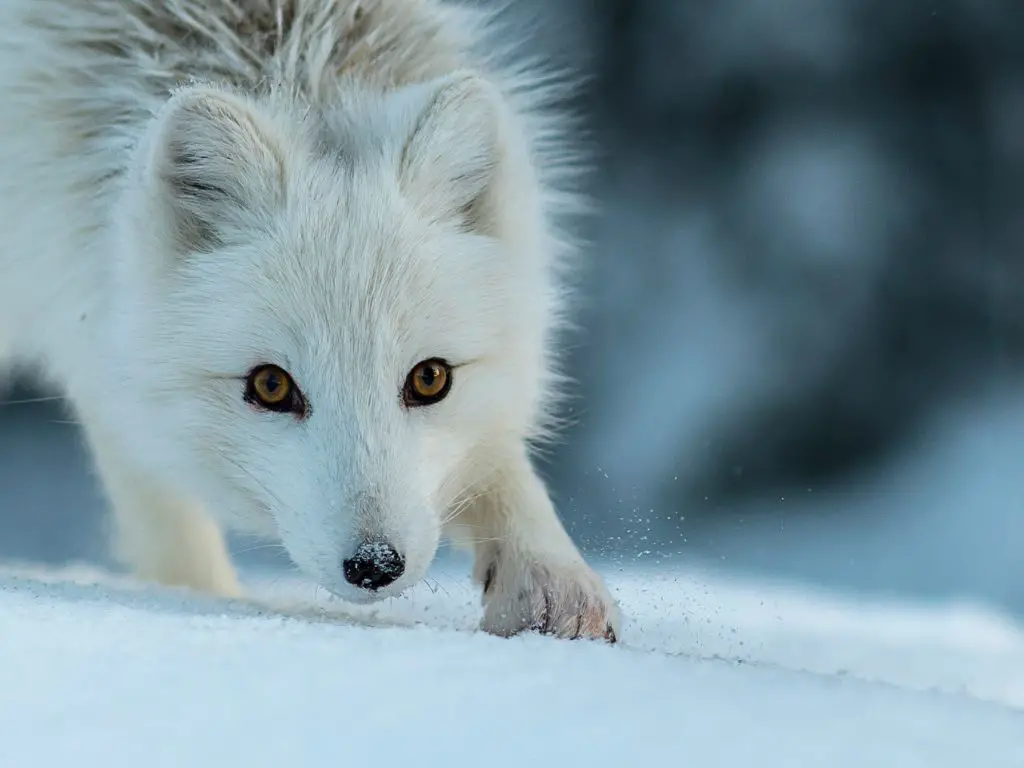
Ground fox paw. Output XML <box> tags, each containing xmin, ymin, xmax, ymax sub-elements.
<box><xmin>478</xmin><ymin>553</ymin><xmax>620</xmax><ymax>643</ymax></box>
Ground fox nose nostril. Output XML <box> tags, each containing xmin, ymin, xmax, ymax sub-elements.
<box><xmin>342</xmin><ymin>541</ymin><xmax>406</xmax><ymax>590</ymax></box>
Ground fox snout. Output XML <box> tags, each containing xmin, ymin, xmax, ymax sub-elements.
<box><xmin>341</xmin><ymin>540</ymin><xmax>406</xmax><ymax>591</ymax></box>
<box><xmin>294</xmin><ymin>488</ymin><xmax>437</xmax><ymax>602</ymax></box>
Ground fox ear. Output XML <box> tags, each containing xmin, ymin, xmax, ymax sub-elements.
<box><xmin>398</xmin><ymin>73</ymin><xmax>505</xmax><ymax>233</ymax></box>
<box><xmin>140</xmin><ymin>85</ymin><xmax>283</xmax><ymax>255</ymax></box>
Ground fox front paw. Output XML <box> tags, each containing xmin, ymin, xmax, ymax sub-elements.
<box><xmin>478</xmin><ymin>553</ymin><xmax>621</xmax><ymax>643</ymax></box>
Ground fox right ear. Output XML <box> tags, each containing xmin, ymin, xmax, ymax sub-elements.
<box><xmin>138</xmin><ymin>85</ymin><xmax>284</xmax><ymax>255</ymax></box>
<box><xmin>397</xmin><ymin>73</ymin><xmax>505</xmax><ymax>233</ymax></box>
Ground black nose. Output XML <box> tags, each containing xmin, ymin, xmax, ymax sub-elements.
<box><xmin>342</xmin><ymin>541</ymin><xmax>405</xmax><ymax>590</ymax></box>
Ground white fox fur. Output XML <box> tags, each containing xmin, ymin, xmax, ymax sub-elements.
<box><xmin>0</xmin><ymin>0</ymin><xmax>620</xmax><ymax>640</ymax></box>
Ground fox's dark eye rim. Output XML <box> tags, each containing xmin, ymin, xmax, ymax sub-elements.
<box><xmin>403</xmin><ymin>358</ymin><xmax>454</xmax><ymax>407</ymax></box>
<box><xmin>243</xmin><ymin>363</ymin><xmax>308</xmax><ymax>417</ymax></box>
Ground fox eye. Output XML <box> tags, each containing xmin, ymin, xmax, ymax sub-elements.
<box><xmin>403</xmin><ymin>358</ymin><xmax>452</xmax><ymax>407</ymax></box>
<box><xmin>244</xmin><ymin>364</ymin><xmax>307</xmax><ymax>417</ymax></box>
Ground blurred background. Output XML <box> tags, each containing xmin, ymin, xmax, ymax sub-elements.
<box><xmin>1</xmin><ymin>0</ymin><xmax>1023</xmax><ymax>615</ymax></box>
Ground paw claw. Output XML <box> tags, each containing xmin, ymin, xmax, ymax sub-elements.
<box><xmin>479</xmin><ymin>559</ymin><xmax>621</xmax><ymax>643</ymax></box>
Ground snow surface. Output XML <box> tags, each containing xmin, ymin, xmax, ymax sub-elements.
<box><xmin>2</xmin><ymin>558</ymin><xmax>1023</xmax><ymax>767</ymax></box>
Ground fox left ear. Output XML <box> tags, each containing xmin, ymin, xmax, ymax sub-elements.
<box><xmin>137</xmin><ymin>84</ymin><xmax>284</xmax><ymax>258</ymax></box>
<box><xmin>397</xmin><ymin>73</ymin><xmax>505</xmax><ymax>233</ymax></box>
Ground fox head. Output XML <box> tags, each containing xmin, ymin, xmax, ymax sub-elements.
<box><xmin>101</xmin><ymin>74</ymin><xmax>567</xmax><ymax>601</ymax></box>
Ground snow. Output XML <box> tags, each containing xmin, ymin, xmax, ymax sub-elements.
<box><xmin>2</xmin><ymin>559</ymin><xmax>1022</xmax><ymax>767</ymax></box>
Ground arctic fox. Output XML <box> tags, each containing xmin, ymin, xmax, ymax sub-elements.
<box><xmin>0</xmin><ymin>0</ymin><xmax>620</xmax><ymax>641</ymax></box>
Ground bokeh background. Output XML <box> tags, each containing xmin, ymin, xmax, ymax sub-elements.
<box><xmin>2</xmin><ymin>0</ymin><xmax>1023</xmax><ymax>614</ymax></box>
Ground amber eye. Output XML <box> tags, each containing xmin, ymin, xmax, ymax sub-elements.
<box><xmin>403</xmin><ymin>358</ymin><xmax>452</xmax><ymax>407</ymax></box>
<box><xmin>244</xmin><ymin>364</ymin><xmax>305</xmax><ymax>415</ymax></box>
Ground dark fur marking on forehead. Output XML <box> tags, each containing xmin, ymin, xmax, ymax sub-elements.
<box><xmin>309</xmin><ymin>108</ymin><xmax>367</xmax><ymax>169</ymax></box>
<box><xmin>66</xmin><ymin>0</ymin><xmax>452</xmax><ymax>95</ymax></box>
